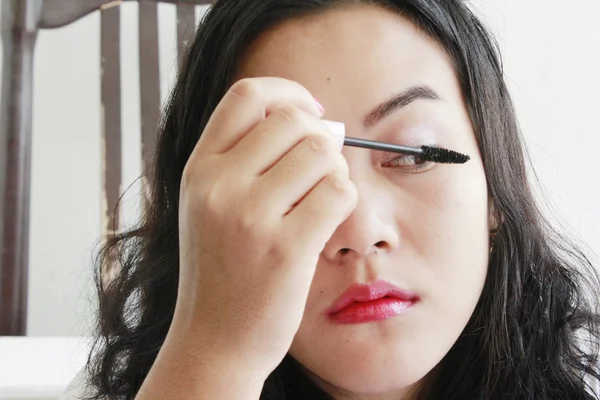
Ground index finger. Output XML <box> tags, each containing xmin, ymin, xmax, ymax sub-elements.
<box><xmin>195</xmin><ymin>77</ymin><xmax>324</xmax><ymax>156</ymax></box>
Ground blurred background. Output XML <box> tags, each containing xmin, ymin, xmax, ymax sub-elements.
<box><xmin>0</xmin><ymin>0</ymin><xmax>599</xmax><ymax>397</ymax></box>
<box><xmin>3</xmin><ymin>0</ymin><xmax>600</xmax><ymax>338</ymax></box>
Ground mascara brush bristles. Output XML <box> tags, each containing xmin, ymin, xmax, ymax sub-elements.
<box><xmin>420</xmin><ymin>146</ymin><xmax>470</xmax><ymax>164</ymax></box>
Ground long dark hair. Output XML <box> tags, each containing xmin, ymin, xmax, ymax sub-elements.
<box><xmin>85</xmin><ymin>1</ymin><xmax>600</xmax><ymax>399</ymax></box>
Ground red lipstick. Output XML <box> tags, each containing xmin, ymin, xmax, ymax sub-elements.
<box><xmin>326</xmin><ymin>280</ymin><xmax>418</xmax><ymax>324</ymax></box>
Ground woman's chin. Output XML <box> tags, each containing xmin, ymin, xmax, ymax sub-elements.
<box><xmin>293</xmin><ymin>348</ymin><xmax>434</xmax><ymax>396</ymax></box>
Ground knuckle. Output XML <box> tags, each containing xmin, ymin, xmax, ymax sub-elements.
<box><xmin>202</xmin><ymin>181</ymin><xmax>226</xmax><ymax>216</ymax></box>
<box><xmin>235</xmin><ymin>194</ymin><xmax>267</xmax><ymax>234</ymax></box>
<box><xmin>305</xmin><ymin>133</ymin><xmax>339</xmax><ymax>157</ymax></box>
<box><xmin>236</xmin><ymin>210</ymin><xmax>272</xmax><ymax>241</ymax></box>
<box><xmin>289</xmin><ymin>80</ymin><xmax>314</xmax><ymax>99</ymax></box>
<box><xmin>306</xmin><ymin>134</ymin><xmax>332</xmax><ymax>153</ymax></box>
<box><xmin>266</xmin><ymin>239</ymin><xmax>289</xmax><ymax>264</ymax></box>
<box><xmin>327</xmin><ymin>172</ymin><xmax>356</xmax><ymax>198</ymax></box>
<box><xmin>236</xmin><ymin>211</ymin><xmax>258</xmax><ymax>233</ymax></box>
<box><xmin>275</xmin><ymin>106</ymin><xmax>303</xmax><ymax>125</ymax></box>
<box><xmin>202</xmin><ymin>181</ymin><xmax>270</xmax><ymax>236</ymax></box>
<box><xmin>230</xmin><ymin>78</ymin><xmax>261</xmax><ymax>100</ymax></box>
<box><xmin>327</xmin><ymin>172</ymin><xmax>346</xmax><ymax>192</ymax></box>
<box><xmin>181</xmin><ymin>163</ymin><xmax>196</xmax><ymax>190</ymax></box>
<box><xmin>181</xmin><ymin>159</ymin><xmax>210</xmax><ymax>192</ymax></box>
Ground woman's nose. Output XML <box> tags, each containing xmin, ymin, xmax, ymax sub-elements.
<box><xmin>321</xmin><ymin>183</ymin><xmax>400</xmax><ymax>261</ymax></box>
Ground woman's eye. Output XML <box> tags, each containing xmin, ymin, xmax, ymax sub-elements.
<box><xmin>382</xmin><ymin>154</ymin><xmax>431</xmax><ymax>172</ymax></box>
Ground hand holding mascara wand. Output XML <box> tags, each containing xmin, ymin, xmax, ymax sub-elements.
<box><xmin>323</xmin><ymin>120</ymin><xmax>470</xmax><ymax>165</ymax></box>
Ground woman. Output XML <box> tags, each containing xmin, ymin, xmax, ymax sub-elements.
<box><xmin>78</xmin><ymin>0</ymin><xmax>600</xmax><ymax>399</ymax></box>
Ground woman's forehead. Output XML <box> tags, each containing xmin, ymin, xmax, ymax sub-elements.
<box><xmin>236</xmin><ymin>4</ymin><xmax>462</xmax><ymax>122</ymax></box>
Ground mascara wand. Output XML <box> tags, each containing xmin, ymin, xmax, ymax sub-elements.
<box><xmin>324</xmin><ymin>120</ymin><xmax>470</xmax><ymax>165</ymax></box>
<box><xmin>343</xmin><ymin>137</ymin><xmax>470</xmax><ymax>164</ymax></box>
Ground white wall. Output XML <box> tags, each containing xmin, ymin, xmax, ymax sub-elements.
<box><xmin>0</xmin><ymin>1</ymin><xmax>598</xmax><ymax>336</ymax></box>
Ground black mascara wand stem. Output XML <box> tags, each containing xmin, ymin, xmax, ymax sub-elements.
<box><xmin>343</xmin><ymin>137</ymin><xmax>423</xmax><ymax>156</ymax></box>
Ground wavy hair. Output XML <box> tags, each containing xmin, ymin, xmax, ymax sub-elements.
<box><xmin>84</xmin><ymin>1</ymin><xmax>600</xmax><ymax>399</ymax></box>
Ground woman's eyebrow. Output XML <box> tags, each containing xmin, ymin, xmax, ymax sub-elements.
<box><xmin>363</xmin><ymin>85</ymin><xmax>441</xmax><ymax>129</ymax></box>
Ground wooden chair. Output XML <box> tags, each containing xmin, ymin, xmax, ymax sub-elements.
<box><xmin>0</xmin><ymin>0</ymin><xmax>210</xmax><ymax>336</ymax></box>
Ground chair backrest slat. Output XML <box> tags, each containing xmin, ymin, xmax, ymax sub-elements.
<box><xmin>100</xmin><ymin>5</ymin><xmax>123</xmax><ymax>235</ymax></box>
<box><xmin>138</xmin><ymin>1</ymin><xmax>161</xmax><ymax>183</ymax></box>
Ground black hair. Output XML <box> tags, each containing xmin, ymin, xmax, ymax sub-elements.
<box><xmin>85</xmin><ymin>1</ymin><xmax>600</xmax><ymax>399</ymax></box>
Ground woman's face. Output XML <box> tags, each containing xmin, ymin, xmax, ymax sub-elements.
<box><xmin>237</xmin><ymin>5</ymin><xmax>493</xmax><ymax>399</ymax></box>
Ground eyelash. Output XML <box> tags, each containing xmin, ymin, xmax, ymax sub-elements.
<box><xmin>382</xmin><ymin>154</ymin><xmax>433</xmax><ymax>173</ymax></box>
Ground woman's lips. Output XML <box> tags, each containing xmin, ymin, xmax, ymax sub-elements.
<box><xmin>326</xmin><ymin>280</ymin><xmax>419</xmax><ymax>324</ymax></box>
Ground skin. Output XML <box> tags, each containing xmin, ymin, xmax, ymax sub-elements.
<box><xmin>235</xmin><ymin>5</ymin><xmax>495</xmax><ymax>399</ymax></box>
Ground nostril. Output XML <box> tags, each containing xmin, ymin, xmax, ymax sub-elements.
<box><xmin>339</xmin><ymin>242</ymin><xmax>385</xmax><ymax>255</ymax></box>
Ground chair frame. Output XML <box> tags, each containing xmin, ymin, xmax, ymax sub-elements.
<box><xmin>0</xmin><ymin>0</ymin><xmax>210</xmax><ymax>335</ymax></box>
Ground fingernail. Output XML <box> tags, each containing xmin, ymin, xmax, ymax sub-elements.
<box><xmin>314</xmin><ymin>97</ymin><xmax>325</xmax><ymax>115</ymax></box>
<box><xmin>323</xmin><ymin>120</ymin><xmax>346</xmax><ymax>151</ymax></box>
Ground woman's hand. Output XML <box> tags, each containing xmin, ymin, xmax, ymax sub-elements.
<box><xmin>171</xmin><ymin>77</ymin><xmax>357</xmax><ymax>379</ymax></box>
